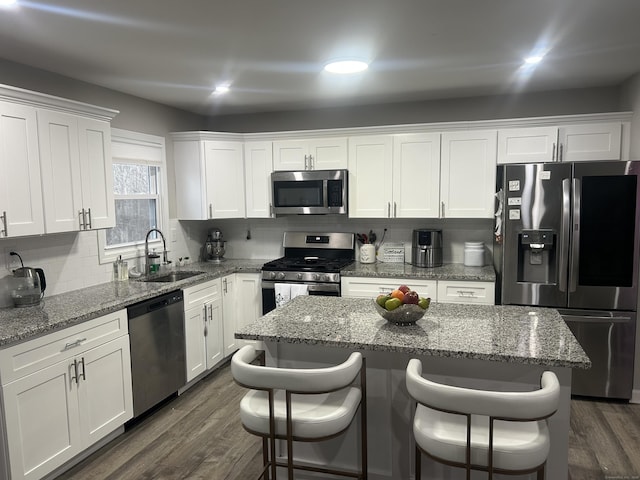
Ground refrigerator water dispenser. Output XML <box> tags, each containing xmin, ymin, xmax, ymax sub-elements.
<box><xmin>517</xmin><ymin>229</ymin><xmax>556</xmax><ymax>284</ymax></box>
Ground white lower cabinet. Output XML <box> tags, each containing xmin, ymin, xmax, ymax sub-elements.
<box><xmin>341</xmin><ymin>277</ymin><xmax>437</xmax><ymax>300</ymax></box>
<box><xmin>183</xmin><ymin>278</ymin><xmax>224</xmax><ymax>382</ymax></box>
<box><xmin>222</xmin><ymin>274</ymin><xmax>238</xmax><ymax>357</ymax></box>
<box><xmin>0</xmin><ymin>309</ymin><xmax>132</xmax><ymax>480</ymax></box>
<box><xmin>341</xmin><ymin>276</ymin><xmax>495</xmax><ymax>305</ymax></box>
<box><xmin>436</xmin><ymin>280</ymin><xmax>495</xmax><ymax>305</ymax></box>
<box><xmin>235</xmin><ymin>273</ymin><xmax>262</xmax><ymax>348</ymax></box>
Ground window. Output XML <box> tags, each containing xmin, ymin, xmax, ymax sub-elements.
<box><xmin>98</xmin><ymin>129</ymin><xmax>168</xmax><ymax>265</ymax></box>
<box><xmin>106</xmin><ymin>164</ymin><xmax>160</xmax><ymax>247</ymax></box>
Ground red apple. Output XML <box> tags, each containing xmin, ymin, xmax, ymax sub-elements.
<box><xmin>398</xmin><ymin>284</ymin><xmax>411</xmax><ymax>294</ymax></box>
<box><xmin>403</xmin><ymin>290</ymin><xmax>419</xmax><ymax>304</ymax></box>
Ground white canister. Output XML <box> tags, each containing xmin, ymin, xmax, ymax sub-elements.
<box><xmin>463</xmin><ymin>242</ymin><xmax>485</xmax><ymax>267</ymax></box>
<box><xmin>359</xmin><ymin>244</ymin><xmax>376</xmax><ymax>264</ymax></box>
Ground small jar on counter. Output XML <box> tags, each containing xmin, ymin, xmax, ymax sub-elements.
<box><xmin>463</xmin><ymin>242</ymin><xmax>485</xmax><ymax>267</ymax></box>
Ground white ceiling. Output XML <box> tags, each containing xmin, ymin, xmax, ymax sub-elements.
<box><xmin>1</xmin><ymin>0</ymin><xmax>640</xmax><ymax>116</ymax></box>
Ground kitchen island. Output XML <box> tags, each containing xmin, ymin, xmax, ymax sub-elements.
<box><xmin>235</xmin><ymin>296</ymin><xmax>590</xmax><ymax>480</ymax></box>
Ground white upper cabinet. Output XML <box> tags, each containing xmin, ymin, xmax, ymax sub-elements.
<box><xmin>441</xmin><ymin>130</ymin><xmax>497</xmax><ymax>218</ymax></box>
<box><xmin>0</xmin><ymin>101</ymin><xmax>44</xmax><ymax>237</ymax></box>
<box><xmin>559</xmin><ymin>123</ymin><xmax>622</xmax><ymax>162</ymax></box>
<box><xmin>173</xmin><ymin>133</ymin><xmax>246</xmax><ymax>220</ymax></box>
<box><xmin>392</xmin><ymin>133</ymin><xmax>441</xmax><ymax>218</ymax></box>
<box><xmin>204</xmin><ymin>141</ymin><xmax>246</xmax><ymax>218</ymax></box>
<box><xmin>244</xmin><ymin>141</ymin><xmax>273</xmax><ymax>218</ymax></box>
<box><xmin>273</xmin><ymin>137</ymin><xmax>347</xmax><ymax>171</ymax></box>
<box><xmin>497</xmin><ymin>126</ymin><xmax>558</xmax><ymax>164</ymax></box>
<box><xmin>38</xmin><ymin>111</ymin><xmax>114</xmax><ymax>233</ymax></box>
<box><xmin>348</xmin><ymin>135</ymin><xmax>393</xmax><ymax>218</ymax></box>
<box><xmin>498</xmin><ymin>122</ymin><xmax>622</xmax><ymax>164</ymax></box>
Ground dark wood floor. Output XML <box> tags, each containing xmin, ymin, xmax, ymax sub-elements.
<box><xmin>56</xmin><ymin>361</ymin><xmax>640</xmax><ymax>480</ymax></box>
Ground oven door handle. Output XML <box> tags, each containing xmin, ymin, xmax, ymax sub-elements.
<box><xmin>261</xmin><ymin>281</ymin><xmax>340</xmax><ymax>293</ymax></box>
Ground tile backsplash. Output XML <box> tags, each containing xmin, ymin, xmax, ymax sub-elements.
<box><xmin>0</xmin><ymin>216</ymin><xmax>494</xmax><ymax>308</ymax></box>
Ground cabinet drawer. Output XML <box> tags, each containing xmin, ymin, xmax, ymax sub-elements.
<box><xmin>183</xmin><ymin>278</ymin><xmax>221</xmax><ymax>309</ymax></box>
<box><xmin>0</xmin><ymin>309</ymin><xmax>128</xmax><ymax>385</ymax></box>
<box><xmin>341</xmin><ymin>277</ymin><xmax>437</xmax><ymax>300</ymax></box>
<box><xmin>437</xmin><ymin>281</ymin><xmax>495</xmax><ymax>305</ymax></box>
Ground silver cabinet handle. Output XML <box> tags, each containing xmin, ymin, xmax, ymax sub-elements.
<box><xmin>304</xmin><ymin>154</ymin><xmax>308</xmax><ymax>170</ymax></box>
<box><xmin>63</xmin><ymin>337</ymin><xmax>87</xmax><ymax>351</ymax></box>
<box><xmin>552</xmin><ymin>143</ymin><xmax>557</xmax><ymax>162</ymax></box>
<box><xmin>85</xmin><ymin>208</ymin><xmax>92</xmax><ymax>229</ymax></box>
<box><xmin>309</xmin><ymin>154</ymin><xmax>314</xmax><ymax>170</ymax></box>
<box><xmin>71</xmin><ymin>359</ymin><xmax>79</xmax><ymax>384</ymax></box>
<box><xmin>223</xmin><ymin>278</ymin><xmax>228</xmax><ymax>293</ymax></box>
<box><xmin>79</xmin><ymin>209</ymin><xmax>86</xmax><ymax>229</ymax></box>
<box><xmin>203</xmin><ymin>305</ymin><xmax>208</xmax><ymax>336</ymax></box>
<box><xmin>269</xmin><ymin>203</ymin><xmax>274</xmax><ymax>217</ymax></box>
<box><xmin>79</xmin><ymin>357</ymin><xmax>86</xmax><ymax>381</ymax></box>
<box><xmin>209</xmin><ymin>204</ymin><xmax>213</xmax><ymax>219</ymax></box>
<box><xmin>394</xmin><ymin>202</ymin><xmax>397</xmax><ymax>218</ymax></box>
<box><xmin>441</xmin><ymin>201</ymin><xmax>445</xmax><ymax>218</ymax></box>
<box><xmin>559</xmin><ymin>143</ymin><xmax>564</xmax><ymax>162</ymax></box>
<box><xmin>387</xmin><ymin>202</ymin><xmax>391</xmax><ymax>218</ymax></box>
<box><xmin>0</xmin><ymin>211</ymin><xmax>6</xmax><ymax>237</ymax></box>
<box><xmin>456</xmin><ymin>290</ymin><xmax>476</xmax><ymax>297</ymax></box>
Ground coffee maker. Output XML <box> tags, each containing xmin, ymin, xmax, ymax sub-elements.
<box><xmin>204</xmin><ymin>228</ymin><xmax>226</xmax><ymax>263</ymax></box>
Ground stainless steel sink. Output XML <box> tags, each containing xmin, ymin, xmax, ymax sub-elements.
<box><xmin>139</xmin><ymin>271</ymin><xmax>205</xmax><ymax>283</ymax></box>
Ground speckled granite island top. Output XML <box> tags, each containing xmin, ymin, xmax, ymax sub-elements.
<box><xmin>0</xmin><ymin>259</ymin><xmax>267</xmax><ymax>348</ymax></box>
<box><xmin>341</xmin><ymin>262</ymin><xmax>496</xmax><ymax>281</ymax></box>
<box><xmin>236</xmin><ymin>296</ymin><xmax>590</xmax><ymax>369</ymax></box>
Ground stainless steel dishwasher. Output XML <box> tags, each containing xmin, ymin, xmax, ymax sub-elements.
<box><xmin>127</xmin><ymin>290</ymin><xmax>186</xmax><ymax>418</ymax></box>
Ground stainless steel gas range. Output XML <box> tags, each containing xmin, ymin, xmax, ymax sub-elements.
<box><xmin>261</xmin><ymin>232</ymin><xmax>355</xmax><ymax>314</ymax></box>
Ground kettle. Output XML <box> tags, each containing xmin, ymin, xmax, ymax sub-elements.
<box><xmin>10</xmin><ymin>267</ymin><xmax>46</xmax><ymax>308</ymax></box>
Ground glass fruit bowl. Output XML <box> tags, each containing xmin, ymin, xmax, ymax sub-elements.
<box><xmin>373</xmin><ymin>300</ymin><xmax>428</xmax><ymax>325</ymax></box>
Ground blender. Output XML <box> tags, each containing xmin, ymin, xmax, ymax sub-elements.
<box><xmin>204</xmin><ymin>228</ymin><xmax>226</xmax><ymax>263</ymax></box>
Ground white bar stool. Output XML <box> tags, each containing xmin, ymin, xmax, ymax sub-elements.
<box><xmin>231</xmin><ymin>345</ymin><xmax>367</xmax><ymax>479</ymax></box>
<box><xmin>406</xmin><ymin>359</ymin><xmax>560</xmax><ymax>480</ymax></box>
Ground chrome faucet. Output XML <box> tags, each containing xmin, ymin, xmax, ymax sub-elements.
<box><xmin>145</xmin><ymin>228</ymin><xmax>170</xmax><ymax>274</ymax></box>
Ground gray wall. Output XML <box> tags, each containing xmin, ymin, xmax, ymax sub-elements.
<box><xmin>206</xmin><ymin>86</ymin><xmax>623</xmax><ymax>133</ymax></box>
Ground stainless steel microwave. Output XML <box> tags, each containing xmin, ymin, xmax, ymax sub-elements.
<box><xmin>271</xmin><ymin>169</ymin><xmax>348</xmax><ymax>215</ymax></box>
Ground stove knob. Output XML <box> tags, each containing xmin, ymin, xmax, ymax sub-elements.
<box><xmin>277</xmin><ymin>272</ymin><xmax>286</xmax><ymax>280</ymax></box>
<box><xmin>296</xmin><ymin>273</ymin><xmax>303</xmax><ymax>280</ymax></box>
<box><xmin>312</xmin><ymin>273</ymin><xmax>319</xmax><ymax>280</ymax></box>
<box><xmin>321</xmin><ymin>274</ymin><xmax>328</xmax><ymax>281</ymax></box>
<box><xmin>269</xmin><ymin>272</ymin><xmax>276</xmax><ymax>280</ymax></box>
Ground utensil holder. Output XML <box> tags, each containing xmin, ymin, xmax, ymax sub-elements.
<box><xmin>360</xmin><ymin>244</ymin><xmax>376</xmax><ymax>264</ymax></box>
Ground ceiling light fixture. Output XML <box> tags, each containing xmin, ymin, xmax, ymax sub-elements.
<box><xmin>212</xmin><ymin>85</ymin><xmax>230</xmax><ymax>95</ymax></box>
<box><xmin>324</xmin><ymin>60</ymin><xmax>369</xmax><ymax>74</ymax></box>
<box><xmin>0</xmin><ymin>0</ymin><xmax>18</xmax><ymax>7</ymax></box>
<box><xmin>524</xmin><ymin>55</ymin><xmax>544</xmax><ymax>65</ymax></box>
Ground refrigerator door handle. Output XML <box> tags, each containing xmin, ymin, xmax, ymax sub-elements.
<box><xmin>561</xmin><ymin>313</ymin><xmax>632</xmax><ymax>323</ymax></box>
<box><xmin>559</xmin><ymin>178</ymin><xmax>571</xmax><ymax>292</ymax></box>
<box><xmin>569</xmin><ymin>178</ymin><xmax>581</xmax><ymax>293</ymax></box>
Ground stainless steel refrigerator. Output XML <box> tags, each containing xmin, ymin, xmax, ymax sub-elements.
<box><xmin>495</xmin><ymin>161</ymin><xmax>639</xmax><ymax>399</ymax></box>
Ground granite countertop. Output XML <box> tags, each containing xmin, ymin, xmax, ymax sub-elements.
<box><xmin>341</xmin><ymin>262</ymin><xmax>496</xmax><ymax>282</ymax></box>
<box><xmin>236</xmin><ymin>296</ymin><xmax>590</xmax><ymax>369</ymax></box>
<box><xmin>0</xmin><ymin>259</ymin><xmax>267</xmax><ymax>348</ymax></box>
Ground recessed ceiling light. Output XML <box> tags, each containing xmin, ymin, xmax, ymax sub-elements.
<box><xmin>212</xmin><ymin>85</ymin><xmax>230</xmax><ymax>95</ymax></box>
<box><xmin>524</xmin><ymin>55</ymin><xmax>544</xmax><ymax>65</ymax></box>
<box><xmin>324</xmin><ymin>60</ymin><xmax>369</xmax><ymax>74</ymax></box>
